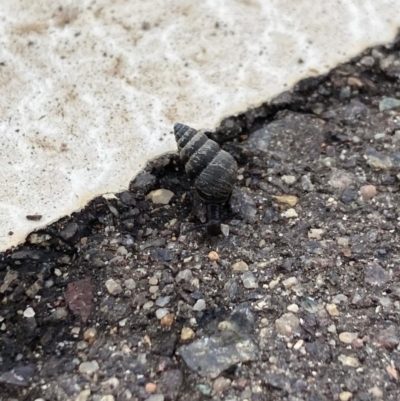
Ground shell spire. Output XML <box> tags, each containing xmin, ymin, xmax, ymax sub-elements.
<box><xmin>173</xmin><ymin>123</ymin><xmax>237</xmax><ymax>204</ymax></box>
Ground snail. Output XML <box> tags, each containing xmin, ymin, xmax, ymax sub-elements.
<box><xmin>174</xmin><ymin>123</ymin><xmax>238</xmax><ymax>235</ymax></box>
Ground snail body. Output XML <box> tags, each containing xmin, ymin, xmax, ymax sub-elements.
<box><xmin>174</xmin><ymin>123</ymin><xmax>238</xmax><ymax>235</ymax></box>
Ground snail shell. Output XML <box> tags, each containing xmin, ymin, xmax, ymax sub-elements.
<box><xmin>174</xmin><ymin>123</ymin><xmax>237</xmax><ymax>204</ymax></box>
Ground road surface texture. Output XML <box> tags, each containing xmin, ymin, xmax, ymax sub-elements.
<box><xmin>1</xmin><ymin>34</ymin><xmax>400</xmax><ymax>401</ymax></box>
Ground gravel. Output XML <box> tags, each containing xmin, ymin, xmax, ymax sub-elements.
<box><xmin>231</xmin><ymin>260</ymin><xmax>249</xmax><ymax>271</ymax></box>
<box><xmin>2</xmin><ymin>36</ymin><xmax>400</xmax><ymax>400</ymax></box>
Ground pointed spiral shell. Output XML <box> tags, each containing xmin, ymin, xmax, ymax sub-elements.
<box><xmin>174</xmin><ymin>123</ymin><xmax>238</xmax><ymax>204</ymax></box>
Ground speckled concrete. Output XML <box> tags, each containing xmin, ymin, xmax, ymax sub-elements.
<box><xmin>1</xmin><ymin>0</ymin><xmax>400</xmax><ymax>251</ymax></box>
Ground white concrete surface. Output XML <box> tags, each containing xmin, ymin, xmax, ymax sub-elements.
<box><xmin>1</xmin><ymin>0</ymin><xmax>400</xmax><ymax>251</ymax></box>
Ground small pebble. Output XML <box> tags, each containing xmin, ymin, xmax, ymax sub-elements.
<box><xmin>360</xmin><ymin>185</ymin><xmax>377</xmax><ymax>201</ymax></box>
<box><xmin>282</xmin><ymin>277</ymin><xmax>297</xmax><ymax>289</ymax></box>
<box><xmin>193</xmin><ymin>299</ymin><xmax>206</xmax><ymax>311</ymax></box>
<box><xmin>338</xmin><ymin>354</ymin><xmax>360</xmax><ymax>367</ymax></box>
<box><xmin>149</xmin><ymin>285</ymin><xmax>159</xmax><ymax>294</ymax></box>
<box><xmin>379</xmin><ymin>97</ymin><xmax>400</xmax><ymax>112</ymax></box>
<box><xmin>326</xmin><ymin>303</ymin><xmax>340</xmax><ymax>317</ymax></box>
<box><xmin>143</xmin><ymin>301</ymin><xmax>154</xmax><ymax>310</ymax></box>
<box><xmin>347</xmin><ymin>76</ymin><xmax>363</xmax><ymax>87</ymax></box>
<box><xmin>281</xmin><ymin>175</ymin><xmax>296</xmax><ymax>185</ymax></box>
<box><xmin>213</xmin><ymin>377</ymin><xmax>231</xmax><ymax>393</ymax></box>
<box><xmin>133</xmin><ymin>172</ymin><xmax>156</xmax><ymax>192</ymax></box>
<box><xmin>176</xmin><ymin>269</ymin><xmax>193</xmax><ymax>283</ymax></box>
<box><xmin>282</xmin><ymin>208</ymin><xmax>298</xmax><ymax>218</ymax></box>
<box><xmin>241</xmin><ymin>272</ymin><xmax>258</xmax><ymax>289</ymax></box>
<box><xmin>167</xmin><ymin>218</ymin><xmax>177</xmax><ymax>227</ymax></box>
<box><xmin>116</xmin><ymin>246</ymin><xmax>128</xmax><ymax>256</ymax></box>
<box><xmin>155</xmin><ymin>296</ymin><xmax>171</xmax><ymax>307</ymax></box>
<box><xmin>79</xmin><ymin>360</ymin><xmax>100</xmax><ymax>375</ymax></box>
<box><xmin>360</xmin><ymin>55</ymin><xmax>375</xmax><ymax>66</ymax></box>
<box><xmin>196</xmin><ymin>384</ymin><xmax>212</xmax><ymax>395</ymax></box>
<box><xmin>301</xmin><ymin>298</ymin><xmax>318</xmax><ymax>314</ymax></box>
<box><xmin>124</xmin><ymin>278</ymin><xmax>136</xmax><ymax>290</ymax></box>
<box><xmin>29</xmin><ymin>233</ymin><xmax>51</xmax><ymax>244</ymax></box>
<box><xmin>269</xmin><ymin>277</ymin><xmax>280</xmax><ymax>289</ymax></box>
<box><xmin>341</xmin><ymin>187</ymin><xmax>357</xmax><ymax>204</ymax></box>
<box><xmin>308</xmin><ymin>228</ymin><xmax>324</xmax><ymax>240</ymax></box>
<box><xmin>275</xmin><ymin>313</ymin><xmax>299</xmax><ymax>337</ymax></box>
<box><xmin>23</xmin><ymin>307</ymin><xmax>35</xmax><ymax>318</ymax></box>
<box><xmin>156</xmin><ymin>308</ymin><xmax>169</xmax><ymax>320</ymax></box>
<box><xmin>273</xmin><ymin>195</ymin><xmax>298</xmax><ymax>207</ymax></box>
<box><xmin>386</xmin><ymin>365</ymin><xmax>398</xmax><ymax>381</ymax></box>
<box><xmin>337</xmin><ymin>237</ymin><xmax>349</xmax><ymax>246</ymax></box>
<box><xmin>374</xmin><ymin>132</ymin><xmax>386</xmax><ymax>141</ymax></box>
<box><xmin>220</xmin><ymin>224</ymin><xmax>229</xmax><ymax>237</ymax></box>
<box><xmin>71</xmin><ymin>327</ymin><xmax>80</xmax><ymax>336</ymax></box>
<box><xmin>146</xmin><ymin>189</ymin><xmax>174</xmax><ymax>204</ymax></box>
<box><xmin>76</xmin><ymin>390</ymin><xmax>91</xmax><ymax>401</ymax></box>
<box><xmin>232</xmin><ymin>260</ymin><xmax>249</xmax><ymax>271</ymax></box>
<box><xmin>122</xmin><ymin>237</ymin><xmax>134</xmax><ymax>246</ymax></box>
<box><xmin>145</xmin><ymin>382</ymin><xmax>157</xmax><ymax>393</ymax></box>
<box><xmin>339</xmin><ymin>332</ymin><xmax>358</xmax><ymax>344</ymax></box>
<box><xmin>83</xmin><ymin>328</ymin><xmax>98</xmax><ymax>344</ymax></box>
<box><xmin>44</xmin><ymin>279</ymin><xmax>54</xmax><ymax>288</ymax></box>
<box><xmin>218</xmin><ymin>321</ymin><xmax>236</xmax><ymax>332</ymax></box>
<box><xmin>339</xmin><ymin>391</ymin><xmax>353</xmax><ymax>401</ymax></box>
<box><xmin>149</xmin><ymin>276</ymin><xmax>158</xmax><ymax>285</ymax></box>
<box><xmin>105</xmin><ymin>279</ymin><xmax>122</xmax><ymax>295</ymax></box>
<box><xmin>59</xmin><ymin>222</ymin><xmax>79</xmax><ymax>240</ymax></box>
<box><xmin>160</xmin><ymin>313</ymin><xmax>175</xmax><ymax>327</ymax></box>
<box><xmin>181</xmin><ymin>327</ymin><xmax>195</xmax><ymax>341</ymax></box>
<box><xmin>287</xmin><ymin>304</ymin><xmax>299</xmax><ymax>313</ymax></box>
<box><xmin>208</xmin><ymin>251</ymin><xmax>219</xmax><ymax>261</ymax></box>
<box><xmin>315</xmin><ymin>274</ymin><xmax>324</xmax><ymax>287</ymax></box>
<box><xmin>343</xmin><ymin>248</ymin><xmax>352</xmax><ymax>258</ymax></box>
<box><xmin>332</xmin><ymin>294</ymin><xmax>348</xmax><ymax>304</ymax></box>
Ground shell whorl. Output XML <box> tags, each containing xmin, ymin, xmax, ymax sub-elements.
<box><xmin>174</xmin><ymin>123</ymin><xmax>237</xmax><ymax>204</ymax></box>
